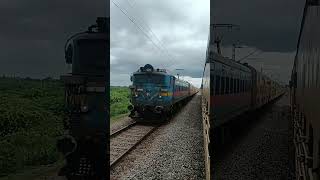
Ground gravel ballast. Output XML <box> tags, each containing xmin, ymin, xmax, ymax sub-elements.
<box><xmin>110</xmin><ymin>94</ymin><xmax>205</xmax><ymax>179</ymax></box>
<box><xmin>213</xmin><ymin>93</ymin><xmax>294</xmax><ymax>179</ymax></box>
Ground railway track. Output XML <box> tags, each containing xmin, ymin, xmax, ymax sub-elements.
<box><xmin>110</xmin><ymin>121</ymin><xmax>158</xmax><ymax>167</ymax></box>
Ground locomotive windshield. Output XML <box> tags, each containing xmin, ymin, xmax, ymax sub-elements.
<box><xmin>133</xmin><ymin>74</ymin><xmax>165</xmax><ymax>84</ymax></box>
<box><xmin>77</xmin><ymin>39</ymin><xmax>107</xmax><ymax>73</ymax></box>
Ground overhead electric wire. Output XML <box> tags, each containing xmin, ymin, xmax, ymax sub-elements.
<box><xmin>122</xmin><ymin>0</ymin><xmax>177</xmax><ymax>68</ymax></box>
<box><xmin>237</xmin><ymin>49</ymin><xmax>263</xmax><ymax>62</ymax></box>
<box><xmin>112</xmin><ymin>0</ymin><xmax>176</xmax><ymax>70</ymax></box>
<box><xmin>111</xmin><ymin>1</ymin><xmax>166</xmax><ymax>59</ymax></box>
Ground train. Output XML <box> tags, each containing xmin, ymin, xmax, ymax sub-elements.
<box><xmin>290</xmin><ymin>1</ymin><xmax>320</xmax><ymax>179</ymax></box>
<box><xmin>128</xmin><ymin>64</ymin><xmax>198</xmax><ymax>120</ymax></box>
<box><xmin>201</xmin><ymin>25</ymin><xmax>285</xmax><ymax>179</ymax></box>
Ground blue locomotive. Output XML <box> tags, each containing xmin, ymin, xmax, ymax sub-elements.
<box><xmin>128</xmin><ymin>64</ymin><xmax>198</xmax><ymax>119</ymax></box>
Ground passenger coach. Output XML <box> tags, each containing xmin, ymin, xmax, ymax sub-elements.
<box><xmin>202</xmin><ymin>44</ymin><xmax>284</xmax><ymax>179</ymax></box>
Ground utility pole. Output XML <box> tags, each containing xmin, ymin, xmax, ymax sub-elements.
<box><xmin>175</xmin><ymin>68</ymin><xmax>184</xmax><ymax>80</ymax></box>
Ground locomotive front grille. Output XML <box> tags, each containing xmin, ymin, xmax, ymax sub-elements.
<box><xmin>73</xmin><ymin>157</ymin><xmax>95</xmax><ymax>176</ymax></box>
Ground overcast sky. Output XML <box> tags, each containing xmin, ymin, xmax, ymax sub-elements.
<box><xmin>111</xmin><ymin>0</ymin><xmax>209</xmax><ymax>87</ymax></box>
<box><xmin>211</xmin><ymin>0</ymin><xmax>304</xmax><ymax>84</ymax></box>
<box><xmin>111</xmin><ymin>0</ymin><xmax>304</xmax><ymax>87</ymax></box>
<box><xmin>0</xmin><ymin>1</ymin><xmax>304</xmax><ymax>86</ymax></box>
<box><xmin>0</xmin><ymin>0</ymin><xmax>106</xmax><ymax>79</ymax></box>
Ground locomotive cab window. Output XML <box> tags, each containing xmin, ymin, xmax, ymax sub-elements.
<box><xmin>133</xmin><ymin>74</ymin><xmax>166</xmax><ymax>85</ymax></box>
<box><xmin>77</xmin><ymin>39</ymin><xmax>108</xmax><ymax>74</ymax></box>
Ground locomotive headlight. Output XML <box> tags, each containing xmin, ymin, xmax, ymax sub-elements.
<box><xmin>135</xmin><ymin>94</ymin><xmax>138</xmax><ymax>97</ymax></box>
<box><xmin>81</xmin><ymin>105</ymin><xmax>88</xmax><ymax>112</ymax></box>
<box><xmin>159</xmin><ymin>95</ymin><xmax>162</xmax><ymax>98</ymax></box>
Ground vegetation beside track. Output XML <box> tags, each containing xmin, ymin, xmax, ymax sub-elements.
<box><xmin>0</xmin><ymin>77</ymin><xmax>65</xmax><ymax>177</ymax></box>
<box><xmin>0</xmin><ymin>77</ymin><xmax>130</xmax><ymax>177</ymax></box>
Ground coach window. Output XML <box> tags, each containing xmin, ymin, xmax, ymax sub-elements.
<box><xmin>226</xmin><ymin>77</ymin><xmax>230</xmax><ymax>94</ymax></box>
<box><xmin>216</xmin><ymin>75</ymin><xmax>220</xmax><ymax>95</ymax></box>
<box><xmin>236</xmin><ymin>79</ymin><xmax>239</xmax><ymax>93</ymax></box>
<box><xmin>235</xmin><ymin>78</ymin><xmax>238</xmax><ymax>93</ymax></box>
<box><xmin>215</xmin><ymin>76</ymin><xmax>220</xmax><ymax>95</ymax></box>
<box><xmin>244</xmin><ymin>80</ymin><xmax>247</xmax><ymax>92</ymax></box>
<box><xmin>234</xmin><ymin>78</ymin><xmax>237</xmax><ymax>93</ymax></box>
<box><xmin>211</xmin><ymin>75</ymin><xmax>215</xmax><ymax>95</ymax></box>
<box><xmin>245</xmin><ymin>80</ymin><xmax>247</xmax><ymax>91</ymax></box>
<box><xmin>221</xmin><ymin>76</ymin><xmax>226</xmax><ymax>94</ymax></box>
<box><xmin>230</xmin><ymin>78</ymin><xmax>234</xmax><ymax>94</ymax></box>
<box><xmin>235</xmin><ymin>79</ymin><xmax>237</xmax><ymax>93</ymax></box>
<box><xmin>242</xmin><ymin>80</ymin><xmax>245</xmax><ymax>92</ymax></box>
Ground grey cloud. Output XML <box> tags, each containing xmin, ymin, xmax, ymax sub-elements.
<box><xmin>212</xmin><ymin>0</ymin><xmax>304</xmax><ymax>52</ymax></box>
<box><xmin>0</xmin><ymin>0</ymin><xmax>106</xmax><ymax>78</ymax></box>
<box><xmin>111</xmin><ymin>0</ymin><xmax>209</xmax><ymax>86</ymax></box>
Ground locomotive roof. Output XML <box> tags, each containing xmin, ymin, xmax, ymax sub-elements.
<box><xmin>132</xmin><ymin>69</ymin><xmax>195</xmax><ymax>86</ymax></box>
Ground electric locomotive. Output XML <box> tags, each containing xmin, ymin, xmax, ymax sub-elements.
<box><xmin>57</xmin><ymin>17</ymin><xmax>108</xmax><ymax>180</ymax></box>
<box><xmin>128</xmin><ymin>64</ymin><xmax>197</xmax><ymax>120</ymax></box>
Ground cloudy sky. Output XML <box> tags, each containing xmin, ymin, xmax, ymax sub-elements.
<box><xmin>211</xmin><ymin>0</ymin><xmax>305</xmax><ymax>84</ymax></box>
<box><xmin>111</xmin><ymin>0</ymin><xmax>305</xmax><ymax>87</ymax></box>
<box><xmin>0</xmin><ymin>0</ymin><xmax>106</xmax><ymax>79</ymax></box>
<box><xmin>0</xmin><ymin>1</ymin><xmax>305</xmax><ymax>86</ymax></box>
<box><xmin>111</xmin><ymin>0</ymin><xmax>209</xmax><ymax>87</ymax></box>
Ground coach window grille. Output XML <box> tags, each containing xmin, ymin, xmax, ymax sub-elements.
<box><xmin>246</xmin><ymin>80</ymin><xmax>248</xmax><ymax>91</ymax></box>
<box><xmin>243</xmin><ymin>80</ymin><xmax>245</xmax><ymax>92</ymax></box>
<box><xmin>230</xmin><ymin>78</ymin><xmax>234</xmax><ymax>94</ymax></box>
<box><xmin>221</xmin><ymin>76</ymin><xmax>225</xmax><ymax>95</ymax></box>
<box><xmin>216</xmin><ymin>75</ymin><xmax>220</xmax><ymax>95</ymax></box>
<box><xmin>238</xmin><ymin>79</ymin><xmax>241</xmax><ymax>93</ymax></box>
<box><xmin>242</xmin><ymin>79</ymin><xmax>244</xmax><ymax>92</ymax></box>
<box><xmin>241</xmin><ymin>79</ymin><xmax>243</xmax><ymax>92</ymax></box>
<box><xmin>234</xmin><ymin>78</ymin><xmax>237</xmax><ymax>93</ymax></box>
<box><xmin>243</xmin><ymin>79</ymin><xmax>245</xmax><ymax>92</ymax></box>
<box><xmin>245</xmin><ymin>80</ymin><xmax>247</xmax><ymax>92</ymax></box>
<box><xmin>245</xmin><ymin>80</ymin><xmax>248</xmax><ymax>91</ymax></box>
<box><xmin>226</xmin><ymin>77</ymin><xmax>230</xmax><ymax>94</ymax></box>
<box><xmin>211</xmin><ymin>75</ymin><xmax>215</xmax><ymax>95</ymax></box>
<box><xmin>235</xmin><ymin>78</ymin><xmax>237</xmax><ymax>93</ymax></box>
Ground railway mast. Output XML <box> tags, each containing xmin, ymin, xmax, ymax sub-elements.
<box><xmin>211</xmin><ymin>24</ymin><xmax>240</xmax><ymax>56</ymax></box>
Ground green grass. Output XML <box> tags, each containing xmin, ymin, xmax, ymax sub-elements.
<box><xmin>110</xmin><ymin>86</ymin><xmax>131</xmax><ymax>120</ymax></box>
<box><xmin>0</xmin><ymin>78</ymin><xmax>131</xmax><ymax>177</ymax></box>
